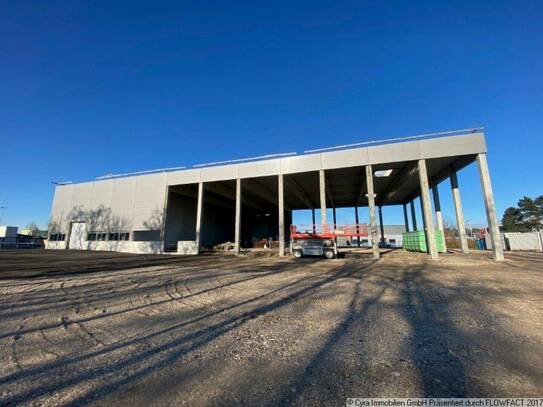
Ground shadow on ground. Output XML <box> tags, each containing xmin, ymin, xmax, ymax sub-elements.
<box><xmin>0</xmin><ymin>251</ymin><xmax>541</xmax><ymax>405</ymax></box>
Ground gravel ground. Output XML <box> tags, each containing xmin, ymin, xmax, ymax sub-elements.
<box><xmin>0</xmin><ymin>249</ymin><xmax>542</xmax><ymax>406</ymax></box>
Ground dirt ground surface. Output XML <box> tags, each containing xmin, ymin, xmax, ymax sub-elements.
<box><xmin>0</xmin><ymin>249</ymin><xmax>542</xmax><ymax>406</ymax></box>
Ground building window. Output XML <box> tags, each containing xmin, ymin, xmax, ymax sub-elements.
<box><xmin>87</xmin><ymin>232</ymin><xmax>97</xmax><ymax>241</ymax></box>
<box><xmin>49</xmin><ymin>233</ymin><xmax>66</xmax><ymax>241</ymax></box>
<box><xmin>108</xmin><ymin>232</ymin><xmax>130</xmax><ymax>241</ymax></box>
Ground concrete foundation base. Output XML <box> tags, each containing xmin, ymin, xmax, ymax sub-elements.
<box><xmin>177</xmin><ymin>241</ymin><xmax>199</xmax><ymax>255</ymax></box>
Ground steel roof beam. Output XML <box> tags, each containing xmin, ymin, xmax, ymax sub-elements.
<box><xmin>205</xmin><ymin>183</ymin><xmax>264</xmax><ymax>211</ymax></box>
<box><xmin>244</xmin><ymin>179</ymin><xmax>290</xmax><ymax>211</ymax></box>
<box><xmin>378</xmin><ymin>162</ymin><xmax>417</xmax><ymax>206</ymax></box>
<box><xmin>285</xmin><ymin>177</ymin><xmax>314</xmax><ymax>209</ymax></box>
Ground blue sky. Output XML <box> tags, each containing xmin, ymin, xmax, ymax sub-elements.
<box><xmin>1</xmin><ymin>1</ymin><xmax>542</xmax><ymax>229</ymax></box>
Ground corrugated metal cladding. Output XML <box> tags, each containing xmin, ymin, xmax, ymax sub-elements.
<box><xmin>49</xmin><ymin>133</ymin><xmax>486</xmax><ymax>234</ymax></box>
<box><xmin>383</xmin><ymin>225</ymin><xmax>407</xmax><ymax>234</ymax></box>
<box><xmin>505</xmin><ymin>232</ymin><xmax>543</xmax><ymax>251</ymax></box>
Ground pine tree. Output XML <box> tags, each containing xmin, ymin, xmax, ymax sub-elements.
<box><xmin>517</xmin><ymin>196</ymin><xmax>543</xmax><ymax>230</ymax></box>
<box><xmin>501</xmin><ymin>207</ymin><xmax>526</xmax><ymax>232</ymax></box>
<box><xmin>501</xmin><ymin>195</ymin><xmax>543</xmax><ymax>231</ymax></box>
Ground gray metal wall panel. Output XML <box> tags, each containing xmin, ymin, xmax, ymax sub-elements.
<box><xmin>321</xmin><ymin>149</ymin><xmax>367</xmax><ymax>169</ymax></box>
<box><xmin>50</xmin><ymin>185</ymin><xmax>74</xmax><ymax>234</ymax></box>
<box><xmin>238</xmin><ymin>159</ymin><xmax>282</xmax><ymax>178</ymax></box>
<box><xmin>152</xmin><ymin>134</ymin><xmax>486</xmax><ymax>185</ymax></box>
<box><xmin>167</xmin><ymin>169</ymin><xmax>200</xmax><ymax>185</ymax></box>
<box><xmin>200</xmin><ymin>165</ymin><xmax>238</xmax><ymax>182</ymax></box>
<box><xmin>280</xmin><ymin>154</ymin><xmax>322</xmax><ymax>174</ymax></box>
<box><xmin>51</xmin><ymin>185</ymin><xmax>73</xmax><ymax>212</ymax></box>
<box><xmin>367</xmin><ymin>141</ymin><xmax>422</xmax><ymax>165</ymax></box>
<box><xmin>50</xmin><ymin>174</ymin><xmax>167</xmax><ymax>234</ymax></box>
<box><xmin>91</xmin><ymin>179</ymin><xmax>114</xmax><ymax>207</ymax></box>
<box><xmin>421</xmin><ymin>133</ymin><xmax>486</xmax><ymax>159</ymax></box>
<box><xmin>132</xmin><ymin>174</ymin><xmax>167</xmax><ymax>230</ymax></box>
<box><xmin>71</xmin><ymin>183</ymin><xmax>93</xmax><ymax>207</ymax></box>
<box><xmin>111</xmin><ymin>178</ymin><xmax>136</xmax><ymax>211</ymax></box>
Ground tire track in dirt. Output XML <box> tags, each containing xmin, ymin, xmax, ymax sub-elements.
<box><xmin>61</xmin><ymin>282</ymin><xmax>106</xmax><ymax>350</ymax></box>
<box><xmin>178</xmin><ymin>275</ymin><xmax>223</xmax><ymax>310</ymax></box>
<box><xmin>10</xmin><ymin>317</ymin><xmax>29</xmax><ymax>375</ymax></box>
<box><xmin>165</xmin><ymin>280</ymin><xmax>200</xmax><ymax>310</ymax></box>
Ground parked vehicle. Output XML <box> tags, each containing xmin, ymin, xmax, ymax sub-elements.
<box><xmin>289</xmin><ymin>224</ymin><xmax>368</xmax><ymax>259</ymax></box>
<box><xmin>291</xmin><ymin>237</ymin><xmax>338</xmax><ymax>259</ymax></box>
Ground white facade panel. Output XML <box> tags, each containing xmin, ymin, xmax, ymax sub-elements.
<box><xmin>51</xmin><ymin>185</ymin><xmax>73</xmax><ymax>216</ymax></box>
<box><xmin>132</xmin><ymin>173</ymin><xmax>167</xmax><ymax>228</ymax></box>
<box><xmin>167</xmin><ymin>169</ymin><xmax>200</xmax><ymax>185</ymax></box>
<box><xmin>137</xmin><ymin>172</ymin><xmax>167</xmax><ymax>185</ymax></box>
<box><xmin>133</xmin><ymin>198</ymin><xmax>165</xmax><ymax>209</ymax></box>
<box><xmin>73</xmin><ymin>241</ymin><xmax>163</xmax><ymax>254</ymax></box>
<box><xmin>321</xmin><ymin>149</ymin><xmax>367</xmax><ymax>169</ymax></box>
<box><xmin>91</xmin><ymin>180</ymin><xmax>114</xmax><ymax>206</ymax></box>
<box><xmin>367</xmin><ymin>141</ymin><xmax>422</xmax><ymax>165</ymax></box>
<box><xmin>280</xmin><ymin>154</ymin><xmax>321</xmax><ymax>174</ymax></box>
<box><xmin>421</xmin><ymin>134</ymin><xmax>486</xmax><ymax>159</ymax></box>
<box><xmin>132</xmin><ymin>216</ymin><xmax>163</xmax><ymax>231</ymax></box>
<box><xmin>111</xmin><ymin>178</ymin><xmax>136</xmax><ymax>210</ymax></box>
<box><xmin>200</xmin><ymin>165</ymin><xmax>239</xmax><ymax>182</ymax></box>
<box><xmin>238</xmin><ymin>159</ymin><xmax>281</xmax><ymax>178</ymax></box>
<box><xmin>54</xmin><ymin>184</ymin><xmax>74</xmax><ymax>202</ymax></box>
<box><xmin>46</xmin><ymin>241</ymin><xmax>67</xmax><ymax>250</ymax></box>
<box><xmin>70</xmin><ymin>183</ymin><xmax>93</xmax><ymax>209</ymax></box>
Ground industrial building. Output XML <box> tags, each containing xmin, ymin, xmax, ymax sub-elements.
<box><xmin>0</xmin><ymin>226</ymin><xmax>45</xmax><ymax>249</ymax></box>
<box><xmin>46</xmin><ymin>128</ymin><xmax>504</xmax><ymax>261</ymax></box>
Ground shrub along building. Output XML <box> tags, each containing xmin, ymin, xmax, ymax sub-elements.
<box><xmin>46</xmin><ymin>128</ymin><xmax>504</xmax><ymax>261</ymax></box>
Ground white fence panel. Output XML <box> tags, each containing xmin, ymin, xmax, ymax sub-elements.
<box><xmin>505</xmin><ymin>232</ymin><xmax>543</xmax><ymax>251</ymax></box>
<box><xmin>485</xmin><ymin>233</ymin><xmax>506</xmax><ymax>251</ymax></box>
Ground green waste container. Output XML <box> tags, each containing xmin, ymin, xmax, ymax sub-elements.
<box><xmin>403</xmin><ymin>230</ymin><xmax>445</xmax><ymax>253</ymax></box>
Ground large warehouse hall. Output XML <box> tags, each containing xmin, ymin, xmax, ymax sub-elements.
<box><xmin>47</xmin><ymin>128</ymin><xmax>504</xmax><ymax>261</ymax></box>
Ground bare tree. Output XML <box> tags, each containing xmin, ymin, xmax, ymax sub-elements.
<box><xmin>25</xmin><ymin>222</ymin><xmax>40</xmax><ymax>237</ymax></box>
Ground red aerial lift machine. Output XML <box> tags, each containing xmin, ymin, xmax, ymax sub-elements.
<box><xmin>290</xmin><ymin>223</ymin><xmax>369</xmax><ymax>259</ymax></box>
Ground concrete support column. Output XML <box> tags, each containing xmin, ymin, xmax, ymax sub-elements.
<box><xmin>195</xmin><ymin>182</ymin><xmax>204</xmax><ymax>251</ymax></box>
<box><xmin>234</xmin><ymin>178</ymin><xmax>242</xmax><ymax>255</ymax></box>
<box><xmin>410</xmin><ymin>200</ymin><xmax>418</xmax><ymax>230</ymax></box>
<box><xmin>403</xmin><ymin>203</ymin><xmax>410</xmax><ymax>232</ymax></box>
<box><xmin>432</xmin><ymin>185</ymin><xmax>447</xmax><ymax>252</ymax></box>
<box><xmin>378</xmin><ymin>206</ymin><xmax>385</xmax><ymax>243</ymax></box>
<box><xmin>419</xmin><ymin>198</ymin><xmax>427</xmax><ymax>230</ymax></box>
<box><xmin>319</xmin><ymin>170</ymin><xmax>327</xmax><ymax>229</ymax></box>
<box><xmin>355</xmin><ymin>206</ymin><xmax>361</xmax><ymax>247</ymax></box>
<box><xmin>278</xmin><ymin>174</ymin><xmax>285</xmax><ymax>257</ymax></box>
<box><xmin>418</xmin><ymin>159</ymin><xmax>438</xmax><ymax>260</ymax></box>
<box><xmin>477</xmin><ymin>153</ymin><xmax>504</xmax><ymax>261</ymax></box>
<box><xmin>450</xmin><ymin>171</ymin><xmax>469</xmax><ymax>254</ymax></box>
<box><xmin>365</xmin><ymin>165</ymin><xmax>379</xmax><ymax>259</ymax></box>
